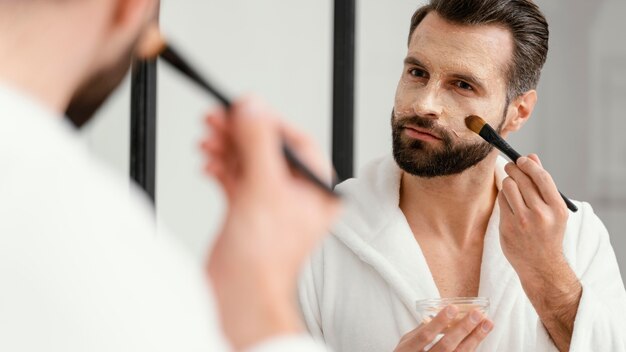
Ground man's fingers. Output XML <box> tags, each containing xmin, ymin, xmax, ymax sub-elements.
<box><xmin>429</xmin><ymin>309</ymin><xmax>485</xmax><ymax>352</ymax></box>
<box><xmin>204</xmin><ymin>160</ymin><xmax>225</xmax><ymax>182</ymax></box>
<box><xmin>527</xmin><ymin>153</ymin><xmax>542</xmax><ymax>167</ymax></box>
<box><xmin>229</xmin><ymin>95</ymin><xmax>286</xmax><ymax>182</ymax></box>
<box><xmin>200</xmin><ymin>135</ymin><xmax>226</xmax><ymax>156</ymax></box>
<box><xmin>498</xmin><ymin>190</ymin><xmax>514</xmax><ymax>218</ymax></box>
<box><xmin>516</xmin><ymin>156</ymin><xmax>563</xmax><ymax>208</ymax></box>
<box><xmin>394</xmin><ymin>323</ymin><xmax>424</xmax><ymax>350</ymax></box>
<box><xmin>205</xmin><ymin>106</ymin><xmax>228</xmax><ymax>134</ymax></box>
<box><xmin>504</xmin><ymin>162</ymin><xmax>545</xmax><ymax>209</ymax></box>
<box><xmin>500</xmin><ymin>176</ymin><xmax>527</xmax><ymax>215</ymax></box>
<box><xmin>202</xmin><ymin>108</ymin><xmax>229</xmax><ymax>158</ymax></box>
<box><xmin>405</xmin><ymin>306</ymin><xmax>459</xmax><ymax>351</ymax></box>
<box><xmin>280</xmin><ymin>121</ymin><xmax>333</xmax><ymax>187</ymax></box>
<box><xmin>454</xmin><ymin>319</ymin><xmax>494</xmax><ymax>352</ymax></box>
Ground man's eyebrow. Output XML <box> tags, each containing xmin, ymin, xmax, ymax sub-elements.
<box><xmin>403</xmin><ymin>56</ymin><xmax>425</xmax><ymax>67</ymax></box>
<box><xmin>451</xmin><ymin>73</ymin><xmax>485</xmax><ymax>91</ymax></box>
<box><xmin>403</xmin><ymin>56</ymin><xmax>487</xmax><ymax>92</ymax></box>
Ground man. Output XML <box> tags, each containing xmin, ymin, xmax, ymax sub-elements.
<box><xmin>0</xmin><ymin>0</ymin><xmax>339</xmax><ymax>351</ymax></box>
<box><xmin>299</xmin><ymin>0</ymin><xmax>626</xmax><ymax>351</ymax></box>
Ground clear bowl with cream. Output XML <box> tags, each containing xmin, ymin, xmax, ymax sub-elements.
<box><xmin>415</xmin><ymin>297</ymin><xmax>490</xmax><ymax>350</ymax></box>
<box><xmin>415</xmin><ymin>297</ymin><xmax>490</xmax><ymax>322</ymax></box>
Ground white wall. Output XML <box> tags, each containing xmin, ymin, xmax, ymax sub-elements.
<box><xmin>84</xmin><ymin>1</ymin><xmax>625</xmax><ymax>275</ymax></box>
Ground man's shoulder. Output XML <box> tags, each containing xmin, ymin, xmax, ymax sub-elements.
<box><xmin>335</xmin><ymin>155</ymin><xmax>396</xmax><ymax>193</ymax></box>
<box><xmin>0</xmin><ymin>118</ymin><xmax>224</xmax><ymax>351</ymax></box>
<box><xmin>564</xmin><ymin>200</ymin><xmax>606</xmax><ymax>237</ymax></box>
<box><xmin>335</xmin><ymin>155</ymin><xmax>400</xmax><ymax>215</ymax></box>
<box><xmin>561</xmin><ymin>200</ymin><xmax>615</xmax><ymax>266</ymax></box>
<box><xmin>332</xmin><ymin>155</ymin><xmax>400</xmax><ymax>233</ymax></box>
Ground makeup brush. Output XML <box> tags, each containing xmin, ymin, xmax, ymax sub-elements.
<box><xmin>465</xmin><ymin>115</ymin><xmax>577</xmax><ymax>212</ymax></box>
<box><xmin>137</xmin><ymin>26</ymin><xmax>337</xmax><ymax>197</ymax></box>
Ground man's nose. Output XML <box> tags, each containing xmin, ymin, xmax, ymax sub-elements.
<box><xmin>412</xmin><ymin>84</ymin><xmax>443</xmax><ymax>119</ymax></box>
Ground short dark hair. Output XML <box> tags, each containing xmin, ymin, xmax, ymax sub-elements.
<box><xmin>409</xmin><ymin>0</ymin><xmax>549</xmax><ymax>100</ymax></box>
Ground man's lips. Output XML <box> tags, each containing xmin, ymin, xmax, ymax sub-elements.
<box><xmin>402</xmin><ymin>125</ymin><xmax>442</xmax><ymax>141</ymax></box>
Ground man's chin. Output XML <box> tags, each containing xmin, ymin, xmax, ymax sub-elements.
<box><xmin>392</xmin><ymin>144</ymin><xmax>493</xmax><ymax>178</ymax></box>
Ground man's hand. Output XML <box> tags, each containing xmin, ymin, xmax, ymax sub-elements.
<box><xmin>394</xmin><ymin>306</ymin><xmax>493</xmax><ymax>352</ymax></box>
<box><xmin>498</xmin><ymin>154</ymin><xmax>569</xmax><ymax>273</ymax></box>
<box><xmin>498</xmin><ymin>154</ymin><xmax>582</xmax><ymax>351</ymax></box>
<box><xmin>201</xmin><ymin>96</ymin><xmax>341</xmax><ymax>350</ymax></box>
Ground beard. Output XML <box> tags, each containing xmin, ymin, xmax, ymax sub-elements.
<box><xmin>391</xmin><ymin>109</ymin><xmax>503</xmax><ymax>178</ymax></box>
<box><xmin>65</xmin><ymin>46</ymin><xmax>135</xmax><ymax>128</ymax></box>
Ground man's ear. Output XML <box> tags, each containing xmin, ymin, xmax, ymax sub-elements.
<box><xmin>95</xmin><ymin>0</ymin><xmax>158</xmax><ymax>67</ymax></box>
<box><xmin>501</xmin><ymin>89</ymin><xmax>537</xmax><ymax>135</ymax></box>
<box><xmin>110</xmin><ymin>0</ymin><xmax>157</xmax><ymax>30</ymax></box>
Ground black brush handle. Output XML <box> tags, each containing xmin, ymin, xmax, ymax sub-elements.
<box><xmin>479</xmin><ymin>125</ymin><xmax>578</xmax><ymax>212</ymax></box>
<box><xmin>559</xmin><ymin>191</ymin><xmax>578</xmax><ymax>212</ymax></box>
<box><xmin>479</xmin><ymin>126</ymin><xmax>521</xmax><ymax>161</ymax></box>
<box><xmin>282</xmin><ymin>144</ymin><xmax>336</xmax><ymax>192</ymax></box>
<box><xmin>161</xmin><ymin>46</ymin><xmax>231</xmax><ymax>107</ymax></box>
<box><xmin>160</xmin><ymin>45</ymin><xmax>337</xmax><ymax>197</ymax></box>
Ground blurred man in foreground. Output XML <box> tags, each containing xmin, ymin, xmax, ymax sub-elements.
<box><xmin>0</xmin><ymin>0</ymin><xmax>338</xmax><ymax>350</ymax></box>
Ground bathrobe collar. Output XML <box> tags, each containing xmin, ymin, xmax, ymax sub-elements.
<box><xmin>333</xmin><ymin>155</ymin><xmax>512</xmax><ymax>321</ymax></box>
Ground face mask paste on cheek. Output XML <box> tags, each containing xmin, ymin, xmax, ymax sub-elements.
<box><xmin>396</xmin><ymin>97</ymin><xmax>480</xmax><ymax>142</ymax></box>
<box><xmin>394</xmin><ymin>107</ymin><xmax>478</xmax><ymax>142</ymax></box>
<box><xmin>394</xmin><ymin>72</ymin><xmax>508</xmax><ymax>142</ymax></box>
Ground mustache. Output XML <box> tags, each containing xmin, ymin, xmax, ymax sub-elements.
<box><xmin>391</xmin><ymin>110</ymin><xmax>453</xmax><ymax>142</ymax></box>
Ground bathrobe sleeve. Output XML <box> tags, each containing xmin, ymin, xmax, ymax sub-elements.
<box><xmin>568</xmin><ymin>202</ymin><xmax>626</xmax><ymax>351</ymax></box>
<box><xmin>245</xmin><ymin>335</ymin><xmax>328</xmax><ymax>352</ymax></box>
<box><xmin>299</xmin><ymin>248</ymin><xmax>327</xmax><ymax>342</ymax></box>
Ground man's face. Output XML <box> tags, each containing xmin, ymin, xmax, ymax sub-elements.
<box><xmin>392</xmin><ymin>12</ymin><xmax>514</xmax><ymax>177</ymax></box>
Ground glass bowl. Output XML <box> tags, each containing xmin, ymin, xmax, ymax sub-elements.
<box><xmin>415</xmin><ymin>297</ymin><xmax>490</xmax><ymax>323</ymax></box>
<box><xmin>415</xmin><ymin>297</ymin><xmax>490</xmax><ymax>350</ymax></box>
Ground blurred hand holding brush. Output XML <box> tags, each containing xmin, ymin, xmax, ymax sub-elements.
<box><xmin>202</xmin><ymin>96</ymin><xmax>341</xmax><ymax>348</ymax></box>
<box><xmin>136</xmin><ymin>25</ymin><xmax>342</xmax><ymax>348</ymax></box>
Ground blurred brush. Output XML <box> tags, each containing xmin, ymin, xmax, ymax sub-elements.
<box><xmin>137</xmin><ymin>26</ymin><xmax>337</xmax><ymax>197</ymax></box>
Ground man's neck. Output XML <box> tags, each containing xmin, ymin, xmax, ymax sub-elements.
<box><xmin>399</xmin><ymin>152</ymin><xmax>499</xmax><ymax>248</ymax></box>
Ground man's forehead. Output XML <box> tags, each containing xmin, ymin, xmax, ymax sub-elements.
<box><xmin>409</xmin><ymin>12</ymin><xmax>514</xmax><ymax>82</ymax></box>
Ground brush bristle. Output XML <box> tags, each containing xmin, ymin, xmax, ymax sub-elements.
<box><xmin>136</xmin><ymin>25</ymin><xmax>167</xmax><ymax>60</ymax></box>
<box><xmin>465</xmin><ymin>115</ymin><xmax>486</xmax><ymax>135</ymax></box>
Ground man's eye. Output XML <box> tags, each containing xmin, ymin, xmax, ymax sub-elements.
<box><xmin>455</xmin><ymin>81</ymin><xmax>473</xmax><ymax>90</ymax></box>
<box><xmin>409</xmin><ymin>69</ymin><xmax>427</xmax><ymax>78</ymax></box>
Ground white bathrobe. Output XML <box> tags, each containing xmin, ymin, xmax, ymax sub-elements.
<box><xmin>299</xmin><ymin>155</ymin><xmax>626</xmax><ymax>352</ymax></box>
<box><xmin>0</xmin><ymin>82</ymin><xmax>327</xmax><ymax>352</ymax></box>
